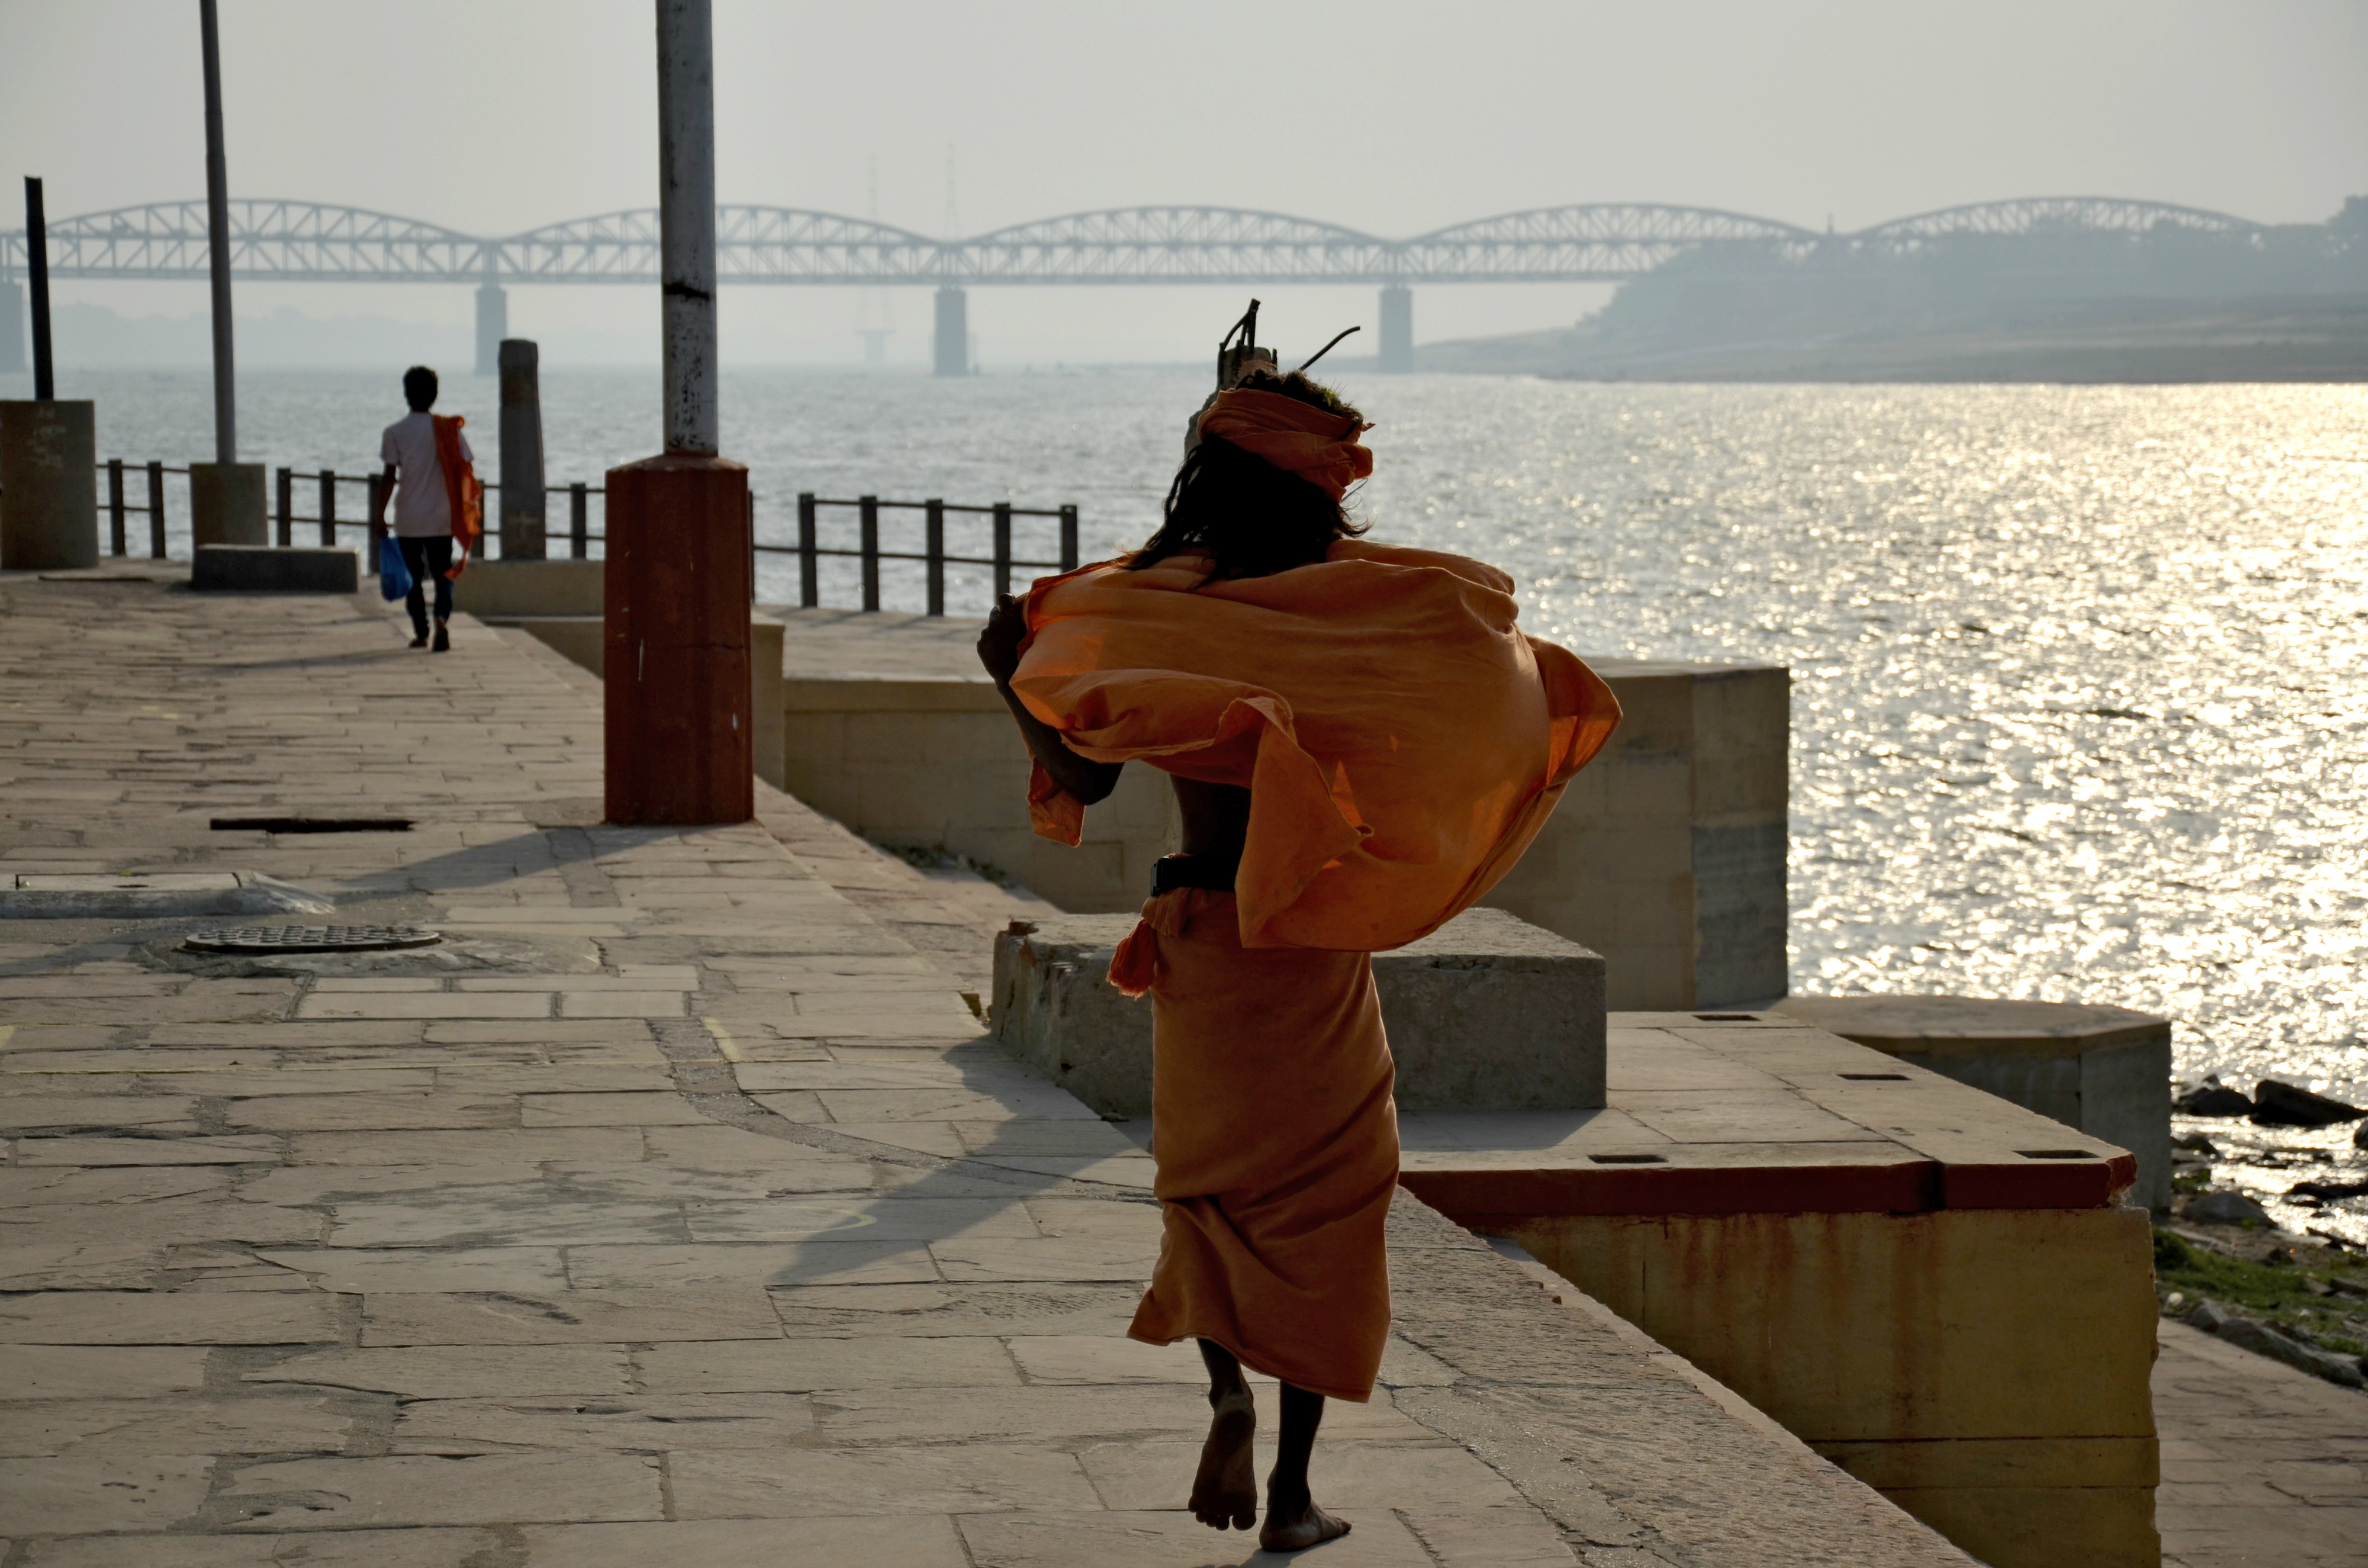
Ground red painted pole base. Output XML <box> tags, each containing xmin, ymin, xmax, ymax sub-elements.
<box><xmin>604</xmin><ymin>450</ymin><xmax>752</xmax><ymax>825</ymax></box>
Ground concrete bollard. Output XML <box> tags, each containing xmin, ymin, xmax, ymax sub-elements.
<box><xmin>497</xmin><ymin>338</ymin><xmax>546</xmax><ymax>560</ymax></box>
<box><xmin>0</xmin><ymin>400</ymin><xmax>99</xmax><ymax>569</ymax></box>
<box><xmin>603</xmin><ymin>452</ymin><xmax>752</xmax><ymax>824</ymax></box>
<box><xmin>188</xmin><ymin>462</ymin><xmax>267</xmax><ymax>548</ymax></box>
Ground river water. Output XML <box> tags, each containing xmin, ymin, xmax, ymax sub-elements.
<box><xmin>20</xmin><ymin>365</ymin><xmax>2368</xmax><ymax>1237</ymax></box>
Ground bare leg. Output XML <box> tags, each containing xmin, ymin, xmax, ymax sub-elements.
<box><xmin>1260</xmin><ymin>1382</ymin><xmax>1350</xmax><ymax>1551</ymax></box>
<box><xmin>1189</xmin><ymin>1340</ymin><xmax>1258</xmax><ymax>1530</ymax></box>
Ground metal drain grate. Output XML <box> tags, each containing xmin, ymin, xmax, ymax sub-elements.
<box><xmin>211</xmin><ymin>817</ymin><xmax>415</xmax><ymax>833</ymax></box>
<box><xmin>184</xmin><ymin>925</ymin><xmax>443</xmax><ymax>955</ymax></box>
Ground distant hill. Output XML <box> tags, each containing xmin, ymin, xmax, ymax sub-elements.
<box><xmin>1419</xmin><ymin>201</ymin><xmax>2368</xmax><ymax>382</ymax></box>
<box><xmin>1420</xmin><ymin>294</ymin><xmax>2368</xmax><ymax>383</ymax></box>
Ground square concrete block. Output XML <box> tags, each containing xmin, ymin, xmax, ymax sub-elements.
<box><xmin>192</xmin><ymin>545</ymin><xmax>359</xmax><ymax>594</ymax></box>
<box><xmin>1773</xmin><ymin>995</ymin><xmax>2173</xmax><ymax>1210</ymax></box>
<box><xmin>992</xmin><ymin>906</ymin><xmax>1604</xmax><ymax>1118</ymax></box>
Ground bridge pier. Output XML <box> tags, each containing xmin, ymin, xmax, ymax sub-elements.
<box><xmin>475</xmin><ymin>282</ymin><xmax>507</xmax><ymax>376</ymax></box>
<box><xmin>1378</xmin><ymin>284</ymin><xmax>1413</xmax><ymax>373</ymax></box>
<box><xmin>933</xmin><ymin>286</ymin><xmax>969</xmax><ymax>377</ymax></box>
<box><xmin>1</xmin><ymin>281</ymin><xmax>21</xmax><ymax>375</ymax></box>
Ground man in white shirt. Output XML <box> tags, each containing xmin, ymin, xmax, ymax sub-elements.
<box><xmin>371</xmin><ymin>365</ymin><xmax>472</xmax><ymax>652</ymax></box>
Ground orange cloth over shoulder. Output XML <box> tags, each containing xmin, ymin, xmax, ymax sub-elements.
<box><xmin>430</xmin><ymin>414</ymin><xmax>484</xmax><ymax>578</ymax></box>
<box><xmin>1011</xmin><ymin>539</ymin><xmax>1620</xmax><ymax>953</ymax></box>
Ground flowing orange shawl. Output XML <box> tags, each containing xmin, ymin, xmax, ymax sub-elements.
<box><xmin>430</xmin><ymin>414</ymin><xmax>485</xmax><ymax>578</ymax></box>
<box><xmin>1013</xmin><ymin>540</ymin><xmax>1620</xmax><ymax>952</ymax></box>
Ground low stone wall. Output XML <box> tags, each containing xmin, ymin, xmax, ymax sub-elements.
<box><xmin>991</xmin><ymin>906</ymin><xmax>1607</xmax><ymax>1116</ymax></box>
<box><xmin>458</xmin><ymin>558</ymin><xmax>605</xmax><ymax>618</ymax></box>
<box><xmin>1488</xmin><ymin>657</ymin><xmax>1789</xmax><ymax>1010</ymax></box>
<box><xmin>1775</xmin><ymin>994</ymin><xmax>2174</xmax><ymax>1210</ymax></box>
<box><xmin>1402</xmin><ymin>1012</ymin><xmax>2161</xmax><ymax>1568</ymax></box>
<box><xmin>766</xmin><ymin>609</ymin><xmax>1790</xmax><ymax>1010</ymax></box>
<box><xmin>782</xmin><ymin>672</ymin><xmax>1179</xmax><ymax>912</ymax></box>
<box><xmin>192</xmin><ymin>544</ymin><xmax>358</xmax><ymax>593</ymax></box>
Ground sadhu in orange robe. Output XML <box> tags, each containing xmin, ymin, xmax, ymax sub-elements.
<box><xmin>1011</xmin><ymin>394</ymin><xmax>1620</xmax><ymax>1402</ymax></box>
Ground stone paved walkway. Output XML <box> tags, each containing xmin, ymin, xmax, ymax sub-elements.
<box><xmin>2155</xmin><ymin>1319</ymin><xmax>2368</xmax><ymax>1567</ymax></box>
<box><xmin>0</xmin><ymin>572</ymin><xmax>1980</xmax><ymax>1566</ymax></box>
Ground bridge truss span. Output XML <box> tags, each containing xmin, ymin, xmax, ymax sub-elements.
<box><xmin>955</xmin><ymin>207</ymin><xmax>1397</xmax><ymax>285</ymax></box>
<box><xmin>1854</xmin><ymin>197</ymin><xmax>2264</xmax><ymax>255</ymax></box>
<box><xmin>0</xmin><ymin>194</ymin><xmax>2280</xmax><ymax>286</ymax></box>
<box><xmin>1400</xmin><ymin>204</ymin><xmax>1819</xmax><ymax>281</ymax></box>
<box><xmin>503</xmin><ymin>207</ymin><xmax>951</xmax><ymax>285</ymax></box>
<box><xmin>15</xmin><ymin>199</ymin><xmax>492</xmax><ymax>282</ymax></box>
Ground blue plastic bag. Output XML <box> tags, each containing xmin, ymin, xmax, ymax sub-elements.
<box><xmin>378</xmin><ymin>536</ymin><xmax>414</xmax><ymax>602</ymax></box>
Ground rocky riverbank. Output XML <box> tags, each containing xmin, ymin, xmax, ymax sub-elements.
<box><xmin>2154</xmin><ymin>1219</ymin><xmax>2368</xmax><ymax>1390</ymax></box>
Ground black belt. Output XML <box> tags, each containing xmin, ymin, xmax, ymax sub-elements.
<box><xmin>1150</xmin><ymin>854</ymin><xmax>1237</xmax><ymax>897</ymax></box>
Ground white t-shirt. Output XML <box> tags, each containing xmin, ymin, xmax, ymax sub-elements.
<box><xmin>379</xmin><ymin>411</ymin><xmax>474</xmax><ymax>538</ymax></box>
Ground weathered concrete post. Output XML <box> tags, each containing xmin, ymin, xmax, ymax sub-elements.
<box><xmin>188</xmin><ymin>0</ymin><xmax>265</xmax><ymax>548</ymax></box>
<box><xmin>1378</xmin><ymin>284</ymin><xmax>1414</xmax><ymax>372</ymax></box>
<box><xmin>932</xmin><ymin>286</ymin><xmax>969</xmax><ymax>376</ymax></box>
<box><xmin>0</xmin><ymin>402</ymin><xmax>98</xmax><ymax>571</ymax></box>
<box><xmin>604</xmin><ymin>0</ymin><xmax>752</xmax><ymax>826</ymax></box>
<box><xmin>497</xmin><ymin>338</ymin><xmax>546</xmax><ymax>559</ymax></box>
<box><xmin>475</xmin><ymin>263</ymin><xmax>506</xmax><ymax>377</ymax></box>
<box><xmin>1</xmin><ymin>177</ymin><xmax>98</xmax><ymax>571</ymax></box>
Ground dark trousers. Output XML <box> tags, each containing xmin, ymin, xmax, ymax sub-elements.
<box><xmin>398</xmin><ymin>536</ymin><xmax>455</xmax><ymax>636</ymax></box>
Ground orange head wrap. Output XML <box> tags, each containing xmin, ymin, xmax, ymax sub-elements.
<box><xmin>1194</xmin><ymin>388</ymin><xmax>1373</xmax><ymax>501</ymax></box>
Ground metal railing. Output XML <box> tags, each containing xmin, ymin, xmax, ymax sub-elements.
<box><xmin>784</xmin><ymin>494</ymin><xmax>1078</xmax><ymax>614</ymax></box>
<box><xmin>88</xmin><ymin>463</ymin><xmax>1081</xmax><ymax>616</ymax></box>
<box><xmin>96</xmin><ymin>461</ymin><xmax>610</xmax><ymax>563</ymax></box>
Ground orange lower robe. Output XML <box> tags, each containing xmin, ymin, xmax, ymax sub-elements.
<box><xmin>1012</xmin><ymin>539</ymin><xmax>1620</xmax><ymax>1401</ymax></box>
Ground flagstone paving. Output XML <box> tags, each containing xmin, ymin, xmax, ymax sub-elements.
<box><xmin>2153</xmin><ymin>1319</ymin><xmax>2368</xmax><ymax>1568</ymax></box>
<box><xmin>0</xmin><ymin>572</ymin><xmax>1987</xmax><ymax>1565</ymax></box>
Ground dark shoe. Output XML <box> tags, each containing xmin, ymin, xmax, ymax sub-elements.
<box><xmin>431</xmin><ymin>620</ymin><xmax>450</xmax><ymax>653</ymax></box>
<box><xmin>408</xmin><ymin>633</ymin><xmax>429</xmax><ymax>649</ymax></box>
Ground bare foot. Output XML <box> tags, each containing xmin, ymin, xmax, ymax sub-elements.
<box><xmin>1189</xmin><ymin>1390</ymin><xmax>1258</xmax><ymax>1530</ymax></box>
<box><xmin>1260</xmin><ymin>1496</ymin><xmax>1351</xmax><ymax>1552</ymax></box>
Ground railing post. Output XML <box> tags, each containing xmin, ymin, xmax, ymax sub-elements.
<box><xmin>747</xmin><ymin>490</ymin><xmax>757</xmax><ymax>604</ymax></box>
<box><xmin>366</xmin><ymin>475</ymin><xmax>387</xmax><ymax>569</ymax></box>
<box><xmin>107</xmin><ymin>460</ymin><xmax>127</xmax><ymax>556</ymax></box>
<box><xmin>797</xmin><ymin>492</ymin><xmax>818</xmax><ymax>608</ymax></box>
<box><xmin>1059</xmin><ymin>504</ymin><xmax>1079</xmax><ymax>572</ymax></box>
<box><xmin>993</xmin><ymin>501</ymin><xmax>1013</xmax><ymax>599</ymax></box>
<box><xmin>925</xmin><ymin>499</ymin><xmax>945</xmax><ymax>617</ymax></box>
<box><xmin>274</xmin><ymin>466</ymin><xmax>292</xmax><ymax>548</ymax></box>
<box><xmin>146</xmin><ymin>461</ymin><xmax>166</xmax><ymax>559</ymax></box>
<box><xmin>858</xmin><ymin>494</ymin><xmax>880</xmax><ymax>613</ymax></box>
<box><xmin>570</xmin><ymin>482</ymin><xmax>588</xmax><ymax>559</ymax></box>
<box><xmin>318</xmin><ymin>469</ymin><xmax>336</xmax><ymax>546</ymax></box>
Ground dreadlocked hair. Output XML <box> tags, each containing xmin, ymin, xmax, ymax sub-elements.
<box><xmin>1130</xmin><ymin>367</ymin><xmax>1368</xmax><ymax>579</ymax></box>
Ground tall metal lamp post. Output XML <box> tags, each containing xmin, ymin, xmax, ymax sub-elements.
<box><xmin>603</xmin><ymin>0</ymin><xmax>752</xmax><ymax>824</ymax></box>
<box><xmin>188</xmin><ymin>0</ymin><xmax>265</xmax><ymax>548</ymax></box>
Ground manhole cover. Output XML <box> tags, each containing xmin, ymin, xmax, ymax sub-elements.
<box><xmin>184</xmin><ymin>925</ymin><xmax>443</xmax><ymax>955</ymax></box>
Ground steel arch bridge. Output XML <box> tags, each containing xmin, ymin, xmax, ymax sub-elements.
<box><xmin>1853</xmin><ymin>197</ymin><xmax>2264</xmax><ymax>254</ymax></box>
<box><xmin>3</xmin><ymin>195</ymin><xmax>2260</xmax><ymax>286</ymax></box>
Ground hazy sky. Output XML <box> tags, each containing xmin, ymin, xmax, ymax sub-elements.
<box><xmin>6</xmin><ymin>0</ymin><xmax>2366</xmax><ymax>365</ymax></box>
